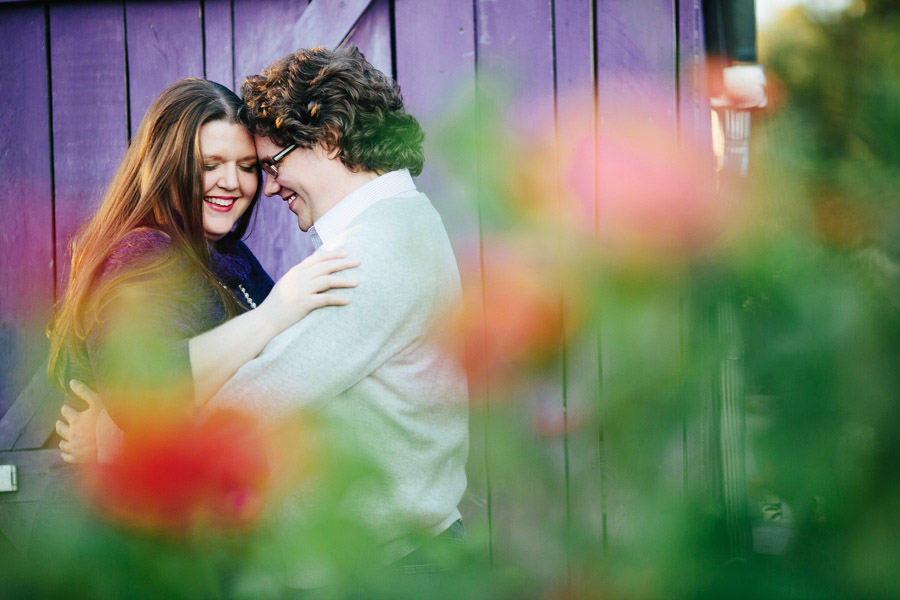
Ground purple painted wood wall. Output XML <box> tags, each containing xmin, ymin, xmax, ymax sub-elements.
<box><xmin>0</xmin><ymin>0</ymin><xmax>710</xmax><ymax>564</ymax></box>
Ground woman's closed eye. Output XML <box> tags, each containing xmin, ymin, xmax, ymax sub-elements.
<box><xmin>239</xmin><ymin>162</ymin><xmax>259</xmax><ymax>173</ymax></box>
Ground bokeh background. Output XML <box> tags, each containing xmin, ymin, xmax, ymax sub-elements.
<box><xmin>2</xmin><ymin>0</ymin><xmax>900</xmax><ymax>598</ymax></box>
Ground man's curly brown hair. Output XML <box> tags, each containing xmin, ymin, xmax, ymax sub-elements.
<box><xmin>240</xmin><ymin>45</ymin><xmax>424</xmax><ymax>176</ymax></box>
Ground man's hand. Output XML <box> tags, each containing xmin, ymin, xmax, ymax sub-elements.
<box><xmin>56</xmin><ymin>380</ymin><xmax>101</xmax><ymax>464</ymax></box>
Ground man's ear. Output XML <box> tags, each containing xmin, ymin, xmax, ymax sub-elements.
<box><xmin>323</xmin><ymin>143</ymin><xmax>341</xmax><ymax>160</ymax></box>
<box><xmin>321</xmin><ymin>125</ymin><xmax>341</xmax><ymax>160</ymax></box>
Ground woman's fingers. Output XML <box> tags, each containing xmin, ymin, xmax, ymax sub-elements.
<box><xmin>317</xmin><ymin>256</ymin><xmax>361</xmax><ymax>275</ymax></box>
<box><xmin>60</xmin><ymin>404</ymin><xmax>78</xmax><ymax>424</ymax></box>
<box><xmin>298</xmin><ymin>258</ymin><xmax>360</xmax><ymax>282</ymax></box>
<box><xmin>55</xmin><ymin>419</ymin><xmax>70</xmax><ymax>439</ymax></box>
<box><xmin>295</xmin><ymin>251</ymin><xmax>358</xmax><ymax>274</ymax></box>
<box><xmin>69</xmin><ymin>379</ymin><xmax>101</xmax><ymax>410</ymax></box>
<box><xmin>310</xmin><ymin>294</ymin><xmax>351</xmax><ymax>308</ymax></box>
<box><xmin>310</xmin><ymin>275</ymin><xmax>359</xmax><ymax>294</ymax></box>
<box><xmin>298</xmin><ymin>248</ymin><xmax>350</xmax><ymax>268</ymax></box>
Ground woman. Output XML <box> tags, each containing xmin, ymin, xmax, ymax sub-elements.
<box><xmin>48</xmin><ymin>78</ymin><xmax>358</xmax><ymax>462</ymax></box>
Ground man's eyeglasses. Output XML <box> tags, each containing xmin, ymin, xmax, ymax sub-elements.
<box><xmin>260</xmin><ymin>144</ymin><xmax>298</xmax><ymax>178</ymax></box>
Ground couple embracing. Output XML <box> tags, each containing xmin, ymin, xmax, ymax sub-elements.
<box><xmin>47</xmin><ymin>45</ymin><xmax>468</xmax><ymax>586</ymax></box>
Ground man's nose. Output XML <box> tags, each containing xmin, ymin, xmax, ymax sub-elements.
<box><xmin>263</xmin><ymin>173</ymin><xmax>280</xmax><ymax>197</ymax></box>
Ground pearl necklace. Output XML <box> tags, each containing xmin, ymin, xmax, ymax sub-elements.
<box><xmin>236</xmin><ymin>284</ymin><xmax>257</xmax><ymax>309</ymax></box>
<box><xmin>218</xmin><ymin>280</ymin><xmax>257</xmax><ymax>309</ymax></box>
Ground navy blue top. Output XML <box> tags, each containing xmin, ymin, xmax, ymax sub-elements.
<box><xmin>60</xmin><ymin>228</ymin><xmax>274</xmax><ymax>426</ymax></box>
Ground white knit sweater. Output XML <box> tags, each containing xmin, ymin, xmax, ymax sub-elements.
<box><xmin>209</xmin><ymin>191</ymin><xmax>469</xmax><ymax>570</ymax></box>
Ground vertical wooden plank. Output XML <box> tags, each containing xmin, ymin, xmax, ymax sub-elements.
<box><xmin>394</xmin><ymin>0</ymin><xmax>484</xmax><ymax>558</ymax></box>
<box><xmin>594</xmin><ymin>0</ymin><xmax>682</xmax><ymax>552</ymax></box>
<box><xmin>553</xmin><ymin>0</ymin><xmax>605</xmax><ymax>564</ymax></box>
<box><xmin>474</xmin><ymin>0</ymin><xmax>566</xmax><ymax>580</ymax></box>
<box><xmin>346</xmin><ymin>0</ymin><xmax>391</xmax><ymax>78</ymax></box>
<box><xmin>50</xmin><ymin>3</ymin><xmax>129</xmax><ymax>292</ymax></box>
<box><xmin>0</xmin><ymin>5</ymin><xmax>54</xmax><ymax>419</ymax></box>
<box><xmin>476</xmin><ymin>0</ymin><xmax>555</xmax><ymax>95</ymax></box>
<box><xmin>596</xmin><ymin>1</ymin><xmax>677</xmax><ymax>120</ymax></box>
<box><xmin>232</xmin><ymin>0</ymin><xmax>313</xmax><ymax>279</ymax></box>
<box><xmin>126</xmin><ymin>1</ymin><xmax>204</xmax><ymax>134</ymax></box>
<box><xmin>233</xmin><ymin>0</ymin><xmax>304</xmax><ymax>83</ymax></box>
<box><xmin>679</xmin><ymin>0</ymin><xmax>712</xmax><ymax>502</ymax></box>
<box><xmin>679</xmin><ymin>0</ymin><xmax>712</xmax><ymax>154</ymax></box>
<box><xmin>203</xmin><ymin>0</ymin><xmax>234</xmax><ymax>88</ymax></box>
<box><xmin>394</xmin><ymin>0</ymin><xmax>477</xmax><ymax>248</ymax></box>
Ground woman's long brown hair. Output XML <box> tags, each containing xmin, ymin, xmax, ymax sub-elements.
<box><xmin>47</xmin><ymin>78</ymin><xmax>262</xmax><ymax>393</ymax></box>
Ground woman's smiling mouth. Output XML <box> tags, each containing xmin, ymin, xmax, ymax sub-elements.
<box><xmin>205</xmin><ymin>196</ymin><xmax>238</xmax><ymax>212</ymax></box>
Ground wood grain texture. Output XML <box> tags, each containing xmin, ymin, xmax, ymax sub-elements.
<box><xmin>679</xmin><ymin>0</ymin><xmax>713</xmax><ymax>155</ymax></box>
<box><xmin>678</xmin><ymin>0</ymin><xmax>712</xmax><ymax>502</ymax></box>
<box><xmin>596</xmin><ymin>0</ymin><xmax>678</xmax><ymax>130</ymax></box>
<box><xmin>0</xmin><ymin>366</ymin><xmax>60</xmax><ymax>451</ymax></box>
<box><xmin>233</xmin><ymin>0</ymin><xmax>303</xmax><ymax>83</ymax></box>
<box><xmin>49</xmin><ymin>3</ymin><xmax>129</xmax><ymax>292</ymax></box>
<box><xmin>593</xmin><ymin>0</ymin><xmax>684</xmax><ymax>550</ymax></box>
<box><xmin>0</xmin><ymin>449</ymin><xmax>62</xmax><ymax>553</ymax></box>
<box><xmin>232</xmin><ymin>0</ymin><xmax>313</xmax><ymax>278</ymax></box>
<box><xmin>0</xmin><ymin>501</ymin><xmax>39</xmax><ymax>555</ymax></box>
<box><xmin>394</xmin><ymin>0</ymin><xmax>484</xmax><ymax>553</ymax></box>
<box><xmin>553</xmin><ymin>0</ymin><xmax>605</xmax><ymax>555</ymax></box>
<box><xmin>0</xmin><ymin>5</ymin><xmax>54</xmax><ymax>420</ymax></box>
<box><xmin>347</xmin><ymin>0</ymin><xmax>391</xmax><ymax>78</ymax></box>
<box><xmin>287</xmin><ymin>0</ymin><xmax>373</xmax><ymax>50</ymax></box>
<box><xmin>475</xmin><ymin>0</ymin><xmax>555</xmax><ymax>95</ymax></box>
<box><xmin>0</xmin><ymin>451</ymin><xmax>60</xmax><ymax>503</ymax></box>
<box><xmin>394</xmin><ymin>0</ymin><xmax>477</xmax><ymax>243</ymax></box>
<box><xmin>126</xmin><ymin>1</ymin><xmax>204</xmax><ymax>134</ymax></box>
<box><xmin>473</xmin><ymin>0</ymin><xmax>564</xmax><ymax>576</ymax></box>
<box><xmin>203</xmin><ymin>0</ymin><xmax>234</xmax><ymax>88</ymax></box>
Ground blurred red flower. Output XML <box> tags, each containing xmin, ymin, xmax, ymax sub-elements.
<box><xmin>83</xmin><ymin>408</ymin><xmax>271</xmax><ymax>534</ymax></box>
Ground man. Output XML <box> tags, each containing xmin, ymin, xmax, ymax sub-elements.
<box><xmin>207</xmin><ymin>45</ymin><xmax>469</xmax><ymax>576</ymax></box>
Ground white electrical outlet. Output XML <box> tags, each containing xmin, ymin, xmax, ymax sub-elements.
<box><xmin>0</xmin><ymin>465</ymin><xmax>17</xmax><ymax>493</ymax></box>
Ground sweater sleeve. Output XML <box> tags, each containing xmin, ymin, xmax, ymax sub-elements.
<box><xmin>207</xmin><ymin>200</ymin><xmax>451</xmax><ymax>420</ymax></box>
<box><xmin>86</xmin><ymin>230</ymin><xmax>222</xmax><ymax>431</ymax></box>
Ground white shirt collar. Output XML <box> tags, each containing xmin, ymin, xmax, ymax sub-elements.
<box><xmin>309</xmin><ymin>169</ymin><xmax>418</xmax><ymax>247</ymax></box>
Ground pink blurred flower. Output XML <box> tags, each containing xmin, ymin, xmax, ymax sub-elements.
<box><xmin>506</xmin><ymin>88</ymin><xmax>733</xmax><ymax>265</ymax></box>
<box><xmin>569</xmin><ymin>115</ymin><xmax>725</xmax><ymax>261</ymax></box>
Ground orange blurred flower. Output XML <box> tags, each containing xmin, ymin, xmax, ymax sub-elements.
<box><xmin>442</xmin><ymin>238</ymin><xmax>584</xmax><ymax>398</ymax></box>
